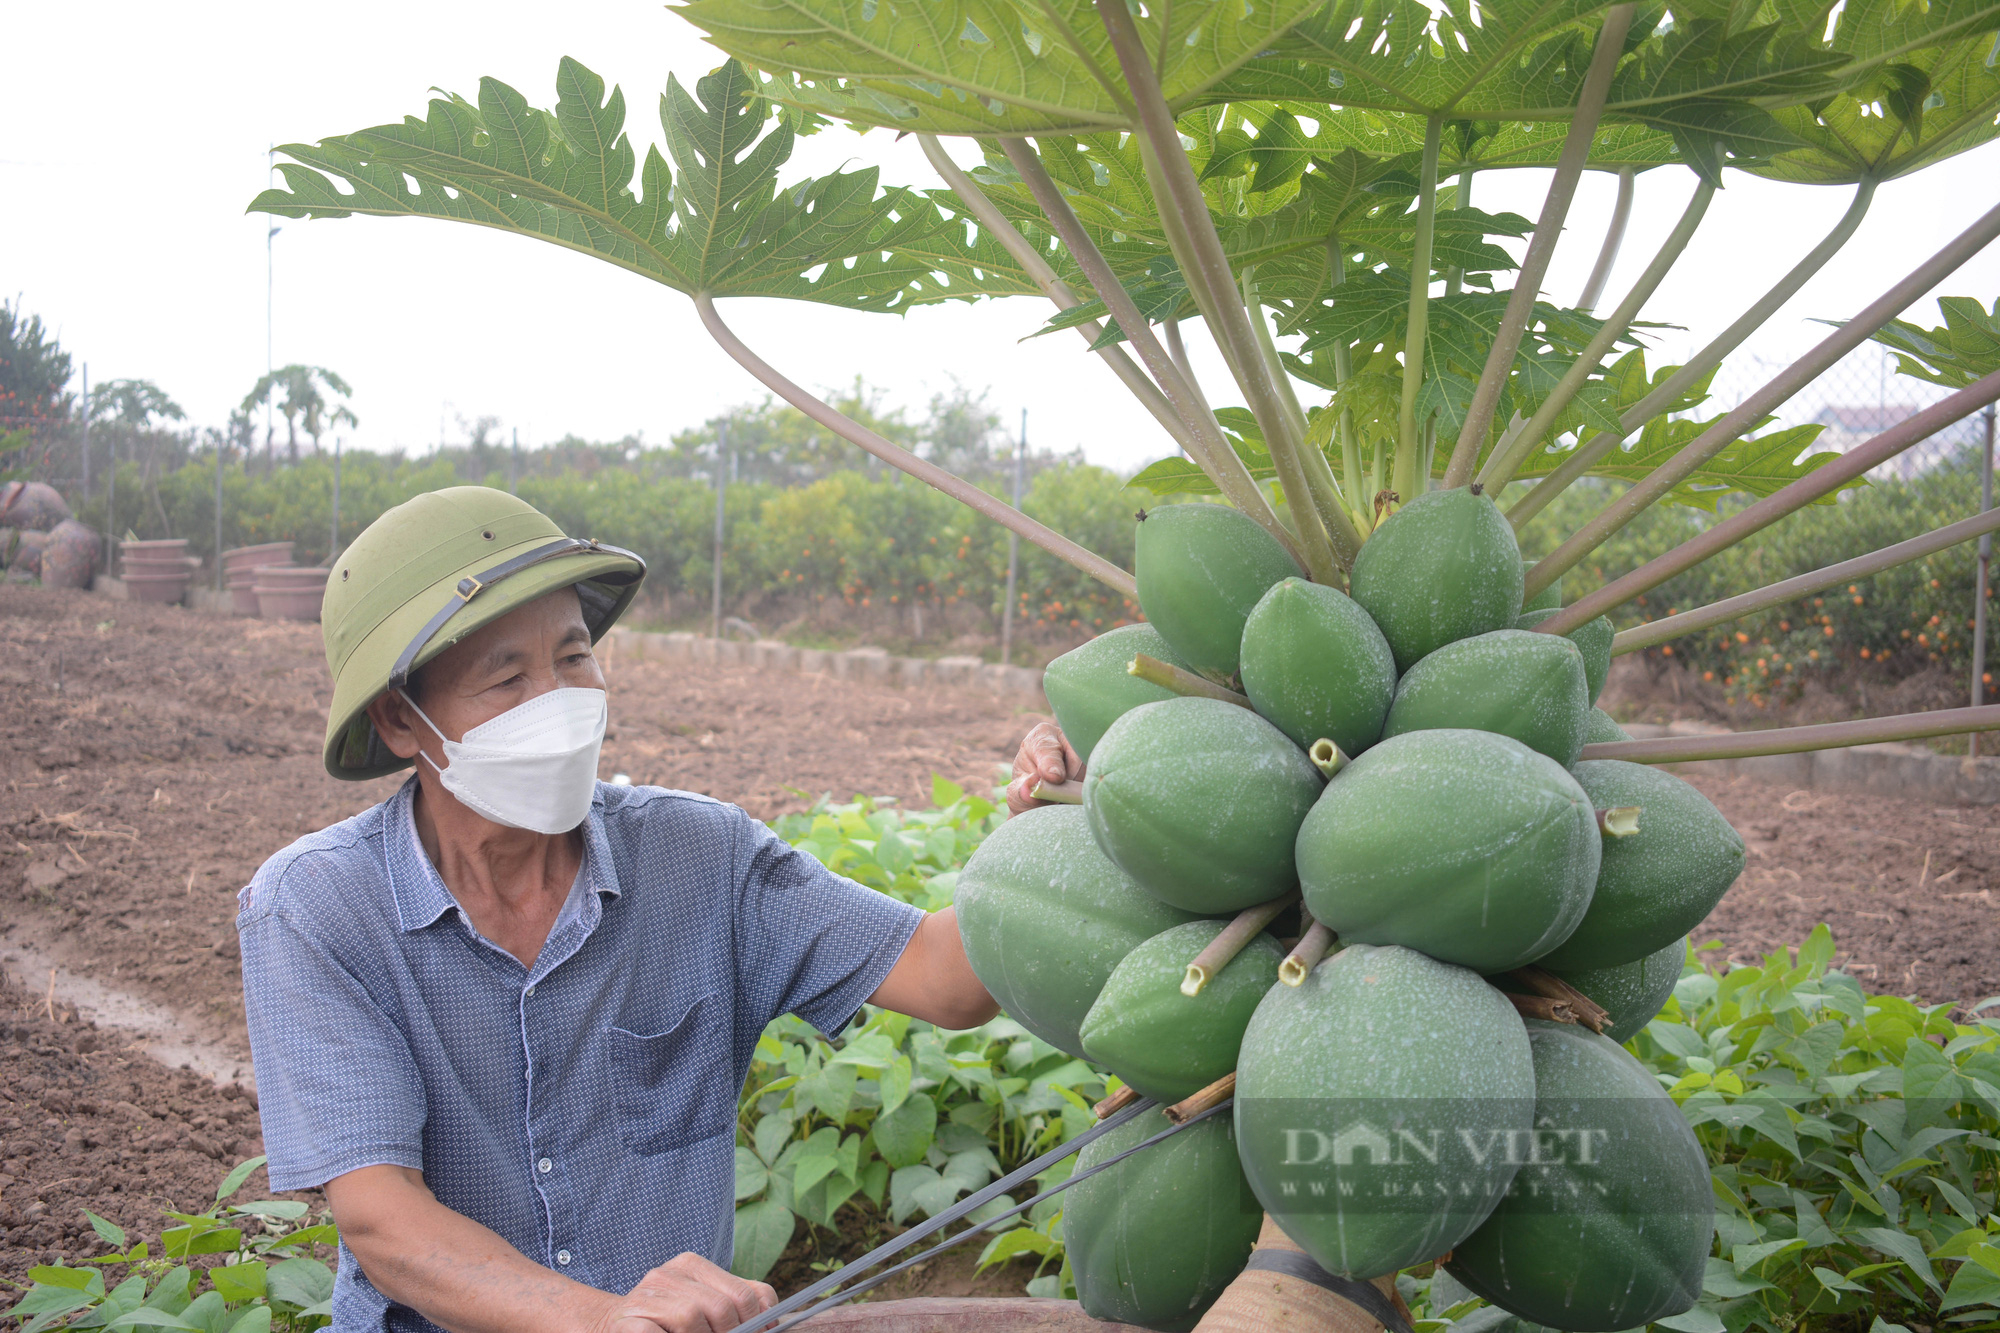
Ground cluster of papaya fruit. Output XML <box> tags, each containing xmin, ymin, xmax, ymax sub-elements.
<box><xmin>956</xmin><ymin>489</ymin><xmax>1745</xmax><ymax>1332</ymax></box>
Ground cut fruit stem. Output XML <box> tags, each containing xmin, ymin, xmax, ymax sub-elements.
<box><xmin>1128</xmin><ymin>653</ymin><xmax>1253</xmax><ymax>708</ymax></box>
<box><xmin>1182</xmin><ymin>891</ymin><xmax>1300</xmax><ymax>996</ymax></box>
<box><xmin>1504</xmin><ymin>992</ymin><xmax>1584</xmax><ymax>1026</ymax></box>
<box><xmin>1032</xmin><ymin>779</ymin><xmax>1085</xmax><ymax>805</ymax></box>
<box><xmin>1093</xmin><ymin>1085</ymin><xmax>1140</xmax><ymax>1120</ymax></box>
<box><xmin>1164</xmin><ymin>1072</ymin><xmax>1236</xmax><ymax>1125</ymax></box>
<box><xmin>1596</xmin><ymin>806</ymin><xmax>1641</xmax><ymax>838</ymax></box>
<box><xmin>1279</xmin><ymin>920</ymin><xmax>1337</xmax><ymax>987</ymax></box>
<box><xmin>1308</xmin><ymin>738</ymin><xmax>1349</xmax><ymax>779</ymax></box>
<box><xmin>1502</xmin><ymin>966</ymin><xmax>1611</xmax><ymax>1034</ymax></box>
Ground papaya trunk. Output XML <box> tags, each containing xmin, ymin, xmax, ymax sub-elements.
<box><xmin>1394</xmin><ymin>116</ymin><xmax>1444</xmax><ymax>502</ymax></box>
<box><xmin>1194</xmin><ymin>1216</ymin><xmax>1408</xmax><ymax>1333</ymax></box>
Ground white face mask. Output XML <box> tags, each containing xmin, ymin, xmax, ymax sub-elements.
<box><xmin>400</xmin><ymin>687</ymin><xmax>608</xmax><ymax>834</ymax></box>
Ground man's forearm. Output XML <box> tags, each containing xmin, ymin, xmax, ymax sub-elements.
<box><xmin>330</xmin><ymin>1166</ymin><xmax>611</xmax><ymax>1333</ymax></box>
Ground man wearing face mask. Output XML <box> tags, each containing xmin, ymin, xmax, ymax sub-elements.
<box><xmin>237</xmin><ymin>487</ymin><xmax>1008</xmax><ymax>1333</ymax></box>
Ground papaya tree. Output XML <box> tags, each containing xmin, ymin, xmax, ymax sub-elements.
<box><xmin>252</xmin><ymin>0</ymin><xmax>2000</xmax><ymax>1328</ymax></box>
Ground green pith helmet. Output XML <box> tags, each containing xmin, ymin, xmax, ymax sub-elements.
<box><xmin>321</xmin><ymin>486</ymin><xmax>645</xmax><ymax>780</ymax></box>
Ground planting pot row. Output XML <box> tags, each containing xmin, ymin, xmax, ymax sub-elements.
<box><xmin>119</xmin><ymin>538</ymin><xmax>191</xmax><ymax>604</ymax></box>
<box><xmin>223</xmin><ymin>542</ymin><xmax>297</xmax><ymax>615</ymax></box>
<box><xmin>251</xmin><ymin>565</ymin><xmax>329</xmax><ymax>621</ymax></box>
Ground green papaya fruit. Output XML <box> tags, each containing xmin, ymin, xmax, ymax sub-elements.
<box><xmin>1532</xmin><ymin>761</ymin><xmax>1745</xmax><ymax>972</ymax></box>
<box><xmin>1582</xmin><ymin>707</ymin><xmax>1630</xmax><ymax>746</ymax></box>
<box><xmin>1516</xmin><ymin>607</ymin><xmax>1613</xmax><ymax>704</ymax></box>
<box><xmin>1135</xmin><ymin>503</ymin><xmax>1299</xmax><ymax>679</ymax></box>
<box><xmin>1549</xmin><ymin>936</ymin><xmax>1687</xmax><ymax>1044</ymax></box>
<box><xmin>1235</xmin><ymin>944</ymin><xmax>1535</xmax><ymax>1279</ymax></box>
<box><xmin>1296</xmin><ymin>730</ymin><xmax>1600</xmax><ymax>974</ymax></box>
<box><xmin>1086</xmin><ymin>697</ymin><xmax>1323</xmax><ymax>913</ymax></box>
<box><xmin>1044</xmin><ymin>623</ymin><xmax>1190</xmax><ymax>765</ymax></box>
<box><xmin>1066</xmin><ymin>1107</ymin><xmax>1263</xmax><ymax>1331</ymax></box>
<box><xmin>955</xmin><ymin>805</ymin><xmax>1207</xmax><ymax>1056</ymax></box>
<box><xmin>1444</xmin><ymin>1021</ymin><xmax>1712</xmax><ymax>1331</ymax></box>
<box><xmin>1350</xmin><ymin>488</ymin><xmax>1523</xmax><ymax>673</ymax></box>
<box><xmin>1522</xmin><ymin>561</ymin><xmax>1561</xmax><ymax>613</ymax></box>
<box><xmin>1079</xmin><ymin>920</ymin><xmax>1283</xmax><ymax>1103</ymax></box>
<box><xmin>1381</xmin><ymin>629</ymin><xmax>1589</xmax><ymax>767</ymax></box>
<box><xmin>1239</xmin><ymin>577</ymin><xmax>1398</xmax><ymax>756</ymax></box>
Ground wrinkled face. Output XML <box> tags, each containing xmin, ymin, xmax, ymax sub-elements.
<box><xmin>368</xmin><ymin>586</ymin><xmax>605</xmax><ymax>761</ymax></box>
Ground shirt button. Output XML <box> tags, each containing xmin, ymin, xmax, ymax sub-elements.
<box><xmin>525</xmin><ymin>985</ymin><xmax>536</xmax><ymax>997</ymax></box>
<box><xmin>556</xmin><ymin>1249</ymin><xmax>572</xmax><ymax>1266</ymax></box>
<box><xmin>538</xmin><ymin>1158</ymin><xmax>552</xmax><ymax>1174</ymax></box>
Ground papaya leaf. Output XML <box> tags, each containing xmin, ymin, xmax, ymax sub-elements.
<box><xmin>1749</xmin><ymin>31</ymin><xmax>2000</xmax><ymax>182</ymax></box>
<box><xmin>1871</xmin><ymin>296</ymin><xmax>2000</xmax><ymax>388</ymax></box>
<box><xmin>676</xmin><ymin>0</ymin><xmax>1328</xmax><ymax>134</ymax></box>
<box><xmin>250</xmin><ymin>59</ymin><xmax>1035</xmax><ymax>311</ymax></box>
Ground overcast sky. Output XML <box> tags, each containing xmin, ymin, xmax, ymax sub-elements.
<box><xmin>6</xmin><ymin>1</ymin><xmax>1997</xmax><ymax>474</ymax></box>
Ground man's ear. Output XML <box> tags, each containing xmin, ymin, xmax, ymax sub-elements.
<box><xmin>365</xmin><ymin>692</ymin><xmax>427</xmax><ymax>761</ymax></box>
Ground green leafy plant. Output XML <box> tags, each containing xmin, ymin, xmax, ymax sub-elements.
<box><xmin>4</xmin><ymin>1157</ymin><xmax>337</xmax><ymax>1332</ymax></box>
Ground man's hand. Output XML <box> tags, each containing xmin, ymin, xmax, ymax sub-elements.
<box><xmin>595</xmin><ymin>1253</ymin><xmax>776</xmax><ymax>1333</ymax></box>
<box><xmin>1007</xmin><ymin>720</ymin><xmax>1082</xmax><ymax>818</ymax></box>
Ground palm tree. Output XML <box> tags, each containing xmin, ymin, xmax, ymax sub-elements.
<box><xmin>241</xmin><ymin>365</ymin><xmax>355</xmax><ymax>464</ymax></box>
<box><xmin>89</xmin><ymin>379</ymin><xmax>184</xmax><ymax>429</ymax></box>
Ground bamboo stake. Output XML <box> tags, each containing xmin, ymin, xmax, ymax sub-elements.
<box><xmin>1503</xmin><ymin>967</ymin><xmax>1611</xmax><ymax>1033</ymax></box>
<box><xmin>1577</xmin><ymin>168</ymin><xmax>1637</xmax><ymax>313</ymax></box>
<box><xmin>1524</xmin><ymin>193</ymin><xmax>2000</xmax><ymax>602</ymax></box>
<box><xmin>1130</xmin><ymin>652</ymin><xmax>1253</xmax><ymax>707</ymax></box>
<box><xmin>1444</xmin><ymin>5</ymin><xmax>1635</xmax><ymax>488</ymax></box>
<box><xmin>1032</xmin><ymin>779</ymin><xmax>1086</xmax><ymax>805</ymax></box>
<box><xmin>1164</xmin><ymin>1072</ymin><xmax>1235</xmax><ymax>1125</ymax></box>
<box><xmin>917</xmin><ymin>134</ymin><xmax>1193</xmax><ymax>453</ymax></box>
<box><xmin>1477</xmin><ymin>179</ymin><xmax>1715</xmax><ymax>491</ymax></box>
<box><xmin>1183</xmin><ymin>892</ymin><xmax>1299</xmax><ymax>996</ymax></box>
<box><xmin>1508</xmin><ymin>177</ymin><xmax>1879</xmax><ymax>534</ymax></box>
<box><xmin>695</xmin><ymin>294</ymin><xmax>1138</xmax><ymax>598</ymax></box>
<box><xmin>1542</xmin><ymin>368</ymin><xmax>2000</xmax><ymax>635</ymax></box>
<box><xmin>999</xmin><ymin>138</ymin><xmax>1308</xmax><ymax>573</ymax></box>
<box><xmin>1280</xmin><ymin>920</ymin><xmax>1337</xmax><ymax>986</ymax></box>
<box><xmin>1613</xmin><ymin>507</ymin><xmax>2000</xmax><ymax>655</ymax></box>
<box><xmin>1581</xmin><ymin>704</ymin><xmax>2000</xmax><ymax>763</ymax></box>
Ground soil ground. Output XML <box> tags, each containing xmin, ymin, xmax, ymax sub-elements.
<box><xmin>4</xmin><ymin>583</ymin><xmax>1999</xmax><ymax>1302</ymax></box>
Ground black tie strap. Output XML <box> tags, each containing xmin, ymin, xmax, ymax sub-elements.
<box><xmin>387</xmin><ymin>537</ymin><xmax>642</xmax><ymax>690</ymax></box>
<box><xmin>1243</xmin><ymin>1248</ymin><xmax>1416</xmax><ymax>1333</ymax></box>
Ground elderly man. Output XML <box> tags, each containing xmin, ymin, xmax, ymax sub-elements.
<box><xmin>240</xmin><ymin>488</ymin><xmax>1071</xmax><ymax>1333</ymax></box>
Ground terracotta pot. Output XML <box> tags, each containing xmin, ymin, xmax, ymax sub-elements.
<box><xmin>119</xmin><ymin>538</ymin><xmax>189</xmax><ymax>556</ymax></box>
<box><xmin>223</xmin><ymin>542</ymin><xmax>293</xmax><ymax>568</ymax></box>
<box><xmin>121</xmin><ymin>556</ymin><xmax>192</xmax><ymax>577</ymax></box>
<box><xmin>123</xmin><ymin>573</ymin><xmax>191</xmax><ymax>605</ymax></box>
<box><xmin>229</xmin><ymin>585</ymin><xmax>263</xmax><ymax>616</ymax></box>
<box><xmin>0</xmin><ymin>481</ymin><xmax>73</xmax><ymax>533</ymax></box>
<box><xmin>10</xmin><ymin>530</ymin><xmax>52</xmax><ymax>578</ymax></box>
<box><xmin>42</xmin><ymin>521</ymin><xmax>100</xmax><ymax>590</ymax></box>
<box><xmin>255</xmin><ymin>567</ymin><xmax>328</xmax><ymax>621</ymax></box>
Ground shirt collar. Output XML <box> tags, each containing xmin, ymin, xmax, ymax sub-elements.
<box><xmin>384</xmin><ymin>777</ymin><xmax>623</xmax><ymax>935</ymax></box>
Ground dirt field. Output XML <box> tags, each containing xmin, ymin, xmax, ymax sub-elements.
<box><xmin>3</xmin><ymin>581</ymin><xmax>1999</xmax><ymax>1296</ymax></box>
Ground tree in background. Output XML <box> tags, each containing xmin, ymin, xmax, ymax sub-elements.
<box><xmin>89</xmin><ymin>379</ymin><xmax>184</xmax><ymax>430</ymax></box>
<box><xmin>240</xmin><ymin>364</ymin><xmax>355</xmax><ymax>465</ymax></box>
<box><xmin>0</xmin><ymin>298</ymin><xmax>74</xmax><ymax>425</ymax></box>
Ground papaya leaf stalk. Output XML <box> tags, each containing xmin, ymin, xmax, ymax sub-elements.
<box><xmin>1478</xmin><ymin>178</ymin><xmax>1716</xmax><ymax>491</ymax></box>
<box><xmin>1508</xmin><ymin>177</ymin><xmax>1880</xmax><ymax>536</ymax></box>
<box><xmin>1093</xmin><ymin>0</ymin><xmax>1346</xmax><ymax>581</ymax></box>
<box><xmin>1182</xmin><ymin>892</ymin><xmax>1300</xmax><ymax>997</ymax></box>
<box><xmin>1444</xmin><ymin>4</ymin><xmax>1635</xmax><ymax>489</ymax></box>
<box><xmin>1279</xmin><ymin>919</ymin><xmax>1338</xmax><ymax>987</ymax></box>
<box><xmin>1502</xmin><ymin>967</ymin><xmax>1611</xmax><ymax>1033</ymax></box>
<box><xmin>1164</xmin><ymin>1072</ymin><xmax>1236</xmax><ymax>1126</ymax></box>
<box><xmin>1581</xmin><ymin>705</ymin><xmax>2000</xmax><ymax>764</ymax></box>
<box><xmin>1540</xmin><ymin>366</ymin><xmax>2000</xmax><ymax>635</ymax></box>
<box><xmin>1396</xmin><ymin>116</ymin><xmax>1445</xmax><ymax>502</ymax></box>
<box><xmin>1308</xmin><ymin>738</ymin><xmax>1349</xmax><ymax>779</ymax></box>
<box><xmin>694</xmin><ymin>293</ymin><xmax>1137</xmax><ymax>598</ymax></box>
<box><xmin>1504</xmin><ymin>992</ymin><xmax>1588</xmax><ymax>1026</ymax></box>
<box><xmin>1527</xmin><ymin>198</ymin><xmax>2000</xmax><ymax>604</ymax></box>
<box><xmin>1577</xmin><ymin>168</ymin><xmax>1637</xmax><ymax>313</ymax></box>
<box><xmin>999</xmin><ymin>137</ymin><xmax>1308</xmax><ymax>573</ymax></box>
<box><xmin>1031</xmin><ymin>779</ymin><xmax>1087</xmax><ymax>805</ymax></box>
<box><xmin>1596</xmin><ymin>806</ymin><xmax>1641</xmax><ymax>838</ymax></box>
<box><xmin>1247</xmin><ymin>273</ymin><xmax>1364</xmax><ymax>569</ymax></box>
<box><xmin>1612</xmin><ymin>506</ymin><xmax>2000</xmax><ymax>655</ymax></box>
<box><xmin>917</xmin><ymin>133</ymin><xmax>1193</xmax><ymax>453</ymax></box>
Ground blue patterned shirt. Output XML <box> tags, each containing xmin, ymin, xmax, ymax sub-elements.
<box><xmin>238</xmin><ymin>778</ymin><xmax>923</xmax><ymax>1332</ymax></box>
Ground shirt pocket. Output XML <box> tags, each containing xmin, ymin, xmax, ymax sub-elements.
<box><xmin>606</xmin><ymin>993</ymin><xmax>735</xmax><ymax>1157</ymax></box>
